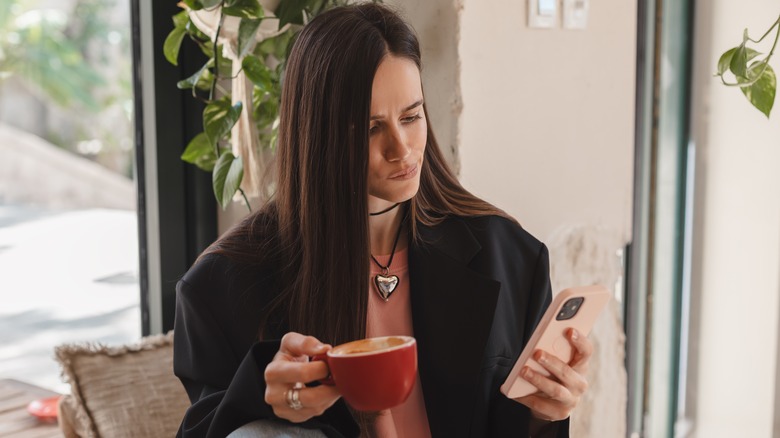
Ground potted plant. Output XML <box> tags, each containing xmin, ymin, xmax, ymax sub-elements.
<box><xmin>164</xmin><ymin>0</ymin><xmax>376</xmax><ymax>210</ymax></box>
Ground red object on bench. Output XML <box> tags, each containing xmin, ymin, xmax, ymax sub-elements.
<box><xmin>27</xmin><ymin>395</ymin><xmax>62</xmax><ymax>423</ymax></box>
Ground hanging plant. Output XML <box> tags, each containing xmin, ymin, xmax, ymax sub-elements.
<box><xmin>164</xmin><ymin>0</ymin><xmax>373</xmax><ymax>210</ymax></box>
<box><xmin>716</xmin><ymin>15</ymin><xmax>779</xmax><ymax>118</ymax></box>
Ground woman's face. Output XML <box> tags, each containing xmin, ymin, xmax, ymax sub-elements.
<box><xmin>367</xmin><ymin>55</ymin><xmax>427</xmax><ymax>211</ymax></box>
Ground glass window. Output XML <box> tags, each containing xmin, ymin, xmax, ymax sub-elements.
<box><xmin>0</xmin><ymin>0</ymin><xmax>140</xmax><ymax>394</ymax></box>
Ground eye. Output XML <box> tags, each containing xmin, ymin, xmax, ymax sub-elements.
<box><xmin>401</xmin><ymin>113</ymin><xmax>422</xmax><ymax>124</ymax></box>
<box><xmin>369</xmin><ymin>123</ymin><xmax>380</xmax><ymax>135</ymax></box>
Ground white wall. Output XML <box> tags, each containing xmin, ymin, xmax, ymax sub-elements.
<box><xmin>690</xmin><ymin>1</ymin><xmax>780</xmax><ymax>436</ymax></box>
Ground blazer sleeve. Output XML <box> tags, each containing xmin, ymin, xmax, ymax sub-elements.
<box><xmin>174</xmin><ymin>277</ymin><xmax>279</xmax><ymax>437</ymax></box>
<box><xmin>488</xmin><ymin>243</ymin><xmax>570</xmax><ymax>437</ymax></box>
<box><xmin>173</xmin><ymin>273</ymin><xmax>359</xmax><ymax>438</ymax></box>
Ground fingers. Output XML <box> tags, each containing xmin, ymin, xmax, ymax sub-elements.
<box><xmin>531</xmin><ymin>350</ymin><xmax>588</xmax><ymax>396</ymax></box>
<box><xmin>265</xmin><ymin>359</ymin><xmax>331</xmax><ymax>385</ymax></box>
<box><xmin>514</xmin><ymin>394</ymin><xmax>569</xmax><ymax>422</ymax></box>
<box><xmin>566</xmin><ymin>328</ymin><xmax>593</xmax><ymax>372</ymax></box>
<box><xmin>264</xmin><ymin>332</ymin><xmax>341</xmax><ymax>423</ymax></box>
<box><xmin>265</xmin><ymin>384</ymin><xmax>342</xmax><ymax>422</ymax></box>
<box><xmin>515</xmin><ymin>334</ymin><xmax>593</xmax><ymax>422</ymax></box>
<box><xmin>280</xmin><ymin>332</ymin><xmax>331</xmax><ymax>358</ymax></box>
<box><xmin>521</xmin><ymin>364</ymin><xmax>574</xmax><ymax>402</ymax></box>
<box><xmin>516</xmin><ymin>364</ymin><xmax>579</xmax><ymax>422</ymax></box>
<box><xmin>266</xmin><ymin>383</ymin><xmax>341</xmax><ymax>408</ymax></box>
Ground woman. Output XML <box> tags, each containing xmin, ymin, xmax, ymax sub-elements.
<box><xmin>174</xmin><ymin>3</ymin><xmax>592</xmax><ymax>437</ymax></box>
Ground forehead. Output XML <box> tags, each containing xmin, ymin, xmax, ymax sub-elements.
<box><xmin>370</xmin><ymin>55</ymin><xmax>423</xmax><ymax>112</ymax></box>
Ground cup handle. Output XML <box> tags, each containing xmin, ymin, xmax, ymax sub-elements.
<box><xmin>311</xmin><ymin>354</ymin><xmax>335</xmax><ymax>386</ymax></box>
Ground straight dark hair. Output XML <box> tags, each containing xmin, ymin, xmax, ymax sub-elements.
<box><xmin>199</xmin><ymin>2</ymin><xmax>510</xmax><ymax>428</ymax></box>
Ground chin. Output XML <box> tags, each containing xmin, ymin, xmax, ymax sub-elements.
<box><xmin>394</xmin><ymin>183</ymin><xmax>421</xmax><ymax>203</ymax></box>
<box><xmin>374</xmin><ymin>183</ymin><xmax>420</xmax><ymax>204</ymax></box>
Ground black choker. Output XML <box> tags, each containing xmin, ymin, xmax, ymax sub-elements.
<box><xmin>369</xmin><ymin>203</ymin><xmax>401</xmax><ymax>216</ymax></box>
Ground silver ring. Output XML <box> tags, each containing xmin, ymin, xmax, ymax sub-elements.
<box><xmin>286</xmin><ymin>386</ymin><xmax>304</xmax><ymax>410</ymax></box>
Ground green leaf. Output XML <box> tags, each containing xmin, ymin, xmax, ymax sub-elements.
<box><xmin>718</xmin><ymin>47</ymin><xmax>761</xmax><ymax>76</ymax></box>
<box><xmin>181</xmin><ymin>132</ymin><xmax>218</xmax><ymax>171</ymax></box>
<box><xmin>740</xmin><ymin>62</ymin><xmax>776</xmax><ymax>118</ymax></box>
<box><xmin>201</xmin><ymin>0</ymin><xmax>222</xmax><ymax>8</ymax></box>
<box><xmin>177</xmin><ymin>59</ymin><xmax>214</xmax><ymax>90</ymax></box>
<box><xmin>242</xmin><ymin>57</ymin><xmax>273</xmax><ymax>92</ymax></box>
<box><xmin>253</xmin><ymin>95</ymin><xmax>279</xmax><ymax>129</ymax></box>
<box><xmin>213</xmin><ymin>152</ymin><xmax>244</xmax><ymax>209</ymax></box>
<box><xmin>730</xmin><ymin>44</ymin><xmax>750</xmax><ymax>79</ymax></box>
<box><xmin>308</xmin><ymin>0</ymin><xmax>328</xmax><ymax>16</ymax></box>
<box><xmin>276</xmin><ymin>0</ymin><xmax>309</xmax><ymax>26</ymax></box>
<box><xmin>214</xmin><ymin>44</ymin><xmax>233</xmax><ymax>78</ymax></box>
<box><xmin>181</xmin><ymin>0</ymin><xmax>204</xmax><ymax>10</ymax></box>
<box><xmin>172</xmin><ymin>10</ymin><xmax>189</xmax><ymax>29</ymax></box>
<box><xmin>237</xmin><ymin>19</ymin><xmax>262</xmax><ymax>59</ymax></box>
<box><xmin>224</xmin><ymin>0</ymin><xmax>264</xmax><ymax>19</ymax></box>
<box><xmin>203</xmin><ymin>99</ymin><xmax>243</xmax><ymax>146</ymax></box>
<box><xmin>196</xmin><ymin>68</ymin><xmax>215</xmax><ymax>91</ymax></box>
<box><xmin>717</xmin><ymin>48</ymin><xmax>737</xmax><ymax>75</ymax></box>
<box><xmin>163</xmin><ymin>27</ymin><xmax>187</xmax><ymax>66</ymax></box>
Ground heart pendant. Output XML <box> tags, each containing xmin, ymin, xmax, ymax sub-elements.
<box><xmin>374</xmin><ymin>274</ymin><xmax>399</xmax><ymax>301</ymax></box>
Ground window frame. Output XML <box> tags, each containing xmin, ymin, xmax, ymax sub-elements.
<box><xmin>131</xmin><ymin>0</ymin><xmax>217</xmax><ymax>336</ymax></box>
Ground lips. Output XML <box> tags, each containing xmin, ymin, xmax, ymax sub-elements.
<box><xmin>389</xmin><ymin>164</ymin><xmax>418</xmax><ymax>180</ymax></box>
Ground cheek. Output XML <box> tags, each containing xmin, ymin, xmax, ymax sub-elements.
<box><xmin>367</xmin><ymin>142</ymin><xmax>384</xmax><ymax>179</ymax></box>
<box><xmin>414</xmin><ymin>119</ymin><xmax>428</xmax><ymax>154</ymax></box>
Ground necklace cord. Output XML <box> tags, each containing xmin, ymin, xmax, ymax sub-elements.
<box><xmin>370</xmin><ymin>205</ymin><xmax>407</xmax><ymax>271</ymax></box>
<box><xmin>369</xmin><ymin>202</ymin><xmax>401</xmax><ymax>216</ymax></box>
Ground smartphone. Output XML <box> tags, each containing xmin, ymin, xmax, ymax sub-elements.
<box><xmin>500</xmin><ymin>285</ymin><xmax>610</xmax><ymax>399</ymax></box>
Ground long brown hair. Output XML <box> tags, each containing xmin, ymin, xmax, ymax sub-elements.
<box><xmin>200</xmin><ymin>1</ymin><xmax>508</xmax><ymax>428</ymax></box>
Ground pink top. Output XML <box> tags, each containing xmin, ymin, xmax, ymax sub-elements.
<box><xmin>366</xmin><ymin>248</ymin><xmax>432</xmax><ymax>438</ymax></box>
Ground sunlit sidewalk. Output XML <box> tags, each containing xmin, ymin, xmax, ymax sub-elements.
<box><xmin>0</xmin><ymin>205</ymin><xmax>141</xmax><ymax>394</ymax></box>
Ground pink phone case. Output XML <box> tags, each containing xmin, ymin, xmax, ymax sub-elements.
<box><xmin>500</xmin><ymin>285</ymin><xmax>610</xmax><ymax>399</ymax></box>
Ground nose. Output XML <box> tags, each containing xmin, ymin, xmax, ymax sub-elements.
<box><xmin>384</xmin><ymin>124</ymin><xmax>411</xmax><ymax>162</ymax></box>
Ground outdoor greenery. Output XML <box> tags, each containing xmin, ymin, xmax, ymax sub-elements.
<box><xmin>0</xmin><ymin>1</ymin><xmax>105</xmax><ymax>110</ymax></box>
<box><xmin>0</xmin><ymin>0</ymin><xmax>135</xmax><ymax>177</ymax></box>
<box><xmin>166</xmin><ymin>0</ymin><xmax>380</xmax><ymax>210</ymax></box>
<box><xmin>716</xmin><ymin>14</ymin><xmax>779</xmax><ymax>118</ymax></box>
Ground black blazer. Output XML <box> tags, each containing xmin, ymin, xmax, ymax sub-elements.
<box><xmin>174</xmin><ymin>215</ymin><xmax>570</xmax><ymax>437</ymax></box>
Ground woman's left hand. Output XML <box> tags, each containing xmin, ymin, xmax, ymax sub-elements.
<box><xmin>514</xmin><ymin>328</ymin><xmax>593</xmax><ymax>421</ymax></box>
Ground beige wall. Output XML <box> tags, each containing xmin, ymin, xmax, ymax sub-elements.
<box><xmin>390</xmin><ymin>0</ymin><xmax>461</xmax><ymax>171</ymax></box>
<box><xmin>690</xmin><ymin>1</ymin><xmax>780</xmax><ymax>436</ymax></box>
<box><xmin>458</xmin><ymin>1</ymin><xmax>637</xmax><ymax>436</ymax></box>
<box><xmin>458</xmin><ymin>0</ymin><xmax>635</xmax><ymax>244</ymax></box>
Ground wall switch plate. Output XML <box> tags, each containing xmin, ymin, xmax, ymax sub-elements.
<box><xmin>528</xmin><ymin>0</ymin><xmax>557</xmax><ymax>29</ymax></box>
<box><xmin>563</xmin><ymin>0</ymin><xmax>589</xmax><ymax>30</ymax></box>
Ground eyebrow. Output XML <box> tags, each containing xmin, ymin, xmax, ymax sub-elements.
<box><xmin>370</xmin><ymin>99</ymin><xmax>424</xmax><ymax>121</ymax></box>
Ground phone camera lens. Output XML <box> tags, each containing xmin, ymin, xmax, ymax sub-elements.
<box><xmin>555</xmin><ymin>297</ymin><xmax>585</xmax><ymax>321</ymax></box>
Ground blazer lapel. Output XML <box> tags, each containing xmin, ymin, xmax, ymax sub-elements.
<box><xmin>409</xmin><ymin>219</ymin><xmax>501</xmax><ymax>438</ymax></box>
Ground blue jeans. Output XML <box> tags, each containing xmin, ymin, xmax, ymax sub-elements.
<box><xmin>226</xmin><ymin>420</ymin><xmax>328</xmax><ymax>438</ymax></box>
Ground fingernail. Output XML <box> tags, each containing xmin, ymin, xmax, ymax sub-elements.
<box><xmin>570</xmin><ymin>329</ymin><xmax>579</xmax><ymax>340</ymax></box>
<box><xmin>535</xmin><ymin>351</ymin><xmax>546</xmax><ymax>364</ymax></box>
<box><xmin>315</xmin><ymin>344</ymin><xmax>327</xmax><ymax>352</ymax></box>
<box><xmin>523</xmin><ymin>367</ymin><xmax>533</xmax><ymax>379</ymax></box>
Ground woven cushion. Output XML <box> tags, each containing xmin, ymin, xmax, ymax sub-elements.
<box><xmin>55</xmin><ymin>331</ymin><xmax>189</xmax><ymax>438</ymax></box>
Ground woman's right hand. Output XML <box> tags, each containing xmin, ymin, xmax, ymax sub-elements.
<box><xmin>264</xmin><ymin>332</ymin><xmax>342</xmax><ymax>423</ymax></box>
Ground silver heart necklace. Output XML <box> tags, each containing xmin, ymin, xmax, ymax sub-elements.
<box><xmin>369</xmin><ymin>203</ymin><xmax>405</xmax><ymax>302</ymax></box>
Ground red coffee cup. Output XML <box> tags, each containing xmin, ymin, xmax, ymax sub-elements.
<box><xmin>312</xmin><ymin>335</ymin><xmax>417</xmax><ymax>411</ymax></box>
